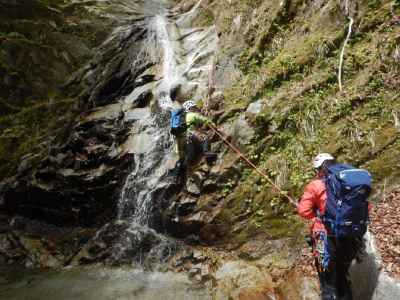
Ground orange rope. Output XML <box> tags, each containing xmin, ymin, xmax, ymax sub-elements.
<box><xmin>209</xmin><ymin>124</ymin><xmax>297</xmax><ymax>207</ymax></box>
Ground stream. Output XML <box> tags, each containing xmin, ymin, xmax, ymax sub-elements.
<box><xmin>1</xmin><ymin>0</ymin><xmax>400</xmax><ymax>299</ymax></box>
<box><xmin>0</xmin><ymin>266</ymin><xmax>211</xmax><ymax>300</ymax></box>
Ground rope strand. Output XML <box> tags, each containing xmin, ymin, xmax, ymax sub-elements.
<box><xmin>209</xmin><ymin>124</ymin><xmax>297</xmax><ymax>207</ymax></box>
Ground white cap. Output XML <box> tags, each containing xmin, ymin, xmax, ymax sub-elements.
<box><xmin>313</xmin><ymin>153</ymin><xmax>334</xmax><ymax>169</ymax></box>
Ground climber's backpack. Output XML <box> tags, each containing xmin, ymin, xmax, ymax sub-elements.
<box><xmin>323</xmin><ymin>164</ymin><xmax>372</xmax><ymax>239</ymax></box>
<box><xmin>170</xmin><ymin>108</ymin><xmax>186</xmax><ymax>136</ymax></box>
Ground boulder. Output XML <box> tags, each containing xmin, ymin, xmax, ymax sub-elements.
<box><xmin>71</xmin><ymin>221</ymin><xmax>178</xmax><ymax>267</ymax></box>
<box><xmin>186</xmin><ymin>174</ymin><xmax>202</xmax><ymax>196</ymax></box>
<box><xmin>231</xmin><ymin>114</ymin><xmax>255</xmax><ymax>147</ymax></box>
<box><xmin>246</xmin><ymin>99</ymin><xmax>267</xmax><ymax>117</ymax></box>
<box><xmin>214</xmin><ymin>260</ymin><xmax>275</xmax><ymax>300</ymax></box>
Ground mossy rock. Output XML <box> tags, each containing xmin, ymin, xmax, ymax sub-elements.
<box><xmin>0</xmin><ymin>98</ymin><xmax>76</xmax><ymax>180</ymax></box>
<box><xmin>362</xmin><ymin>140</ymin><xmax>400</xmax><ymax>184</ymax></box>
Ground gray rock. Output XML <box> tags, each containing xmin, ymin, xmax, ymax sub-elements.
<box><xmin>186</xmin><ymin>176</ymin><xmax>202</xmax><ymax>196</ymax></box>
<box><xmin>246</xmin><ymin>99</ymin><xmax>266</xmax><ymax>116</ymax></box>
<box><xmin>184</xmin><ymin>212</ymin><xmax>208</xmax><ymax>224</ymax></box>
<box><xmin>121</xmin><ymin>133</ymin><xmax>155</xmax><ymax>154</ymax></box>
<box><xmin>17</xmin><ymin>154</ymin><xmax>37</xmax><ymax>174</ymax></box>
<box><xmin>124</xmin><ymin>107</ymin><xmax>151</xmax><ymax>122</ymax></box>
<box><xmin>194</xmin><ymin>274</ymin><xmax>203</xmax><ymax>281</ymax></box>
<box><xmin>202</xmin><ymin>178</ymin><xmax>218</xmax><ymax>193</ymax></box>
<box><xmin>351</xmin><ymin>231</ymin><xmax>400</xmax><ymax>300</ymax></box>
<box><xmin>123</xmin><ymin>83</ymin><xmax>155</xmax><ymax>109</ymax></box>
<box><xmin>193</xmin><ymin>171</ymin><xmax>207</xmax><ymax>183</ymax></box>
<box><xmin>192</xmin><ymin>250</ymin><xmax>205</xmax><ymax>262</ymax></box>
<box><xmin>176</xmin><ymin>197</ymin><xmax>197</xmax><ymax>216</ymax></box>
<box><xmin>180</xmin><ymin>197</ymin><xmax>198</xmax><ymax>205</ymax></box>
<box><xmin>231</xmin><ymin>114</ymin><xmax>255</xmax><ymax>146</ymax></box>
<box><xmin>200</xmin><ymin>264</ymin><xmax>214</xmax><ymax>281</ymax></box>
<box><xmin>84</xmin><ymin>103</ymin><xmax>122</xmax><ymax>122</ymax></box>
<box><xmin>71</xmin><ymin>221</ymin><xmax>178</xmax><ymax>267</ymax></box>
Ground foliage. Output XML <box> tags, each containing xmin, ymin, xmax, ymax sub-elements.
<box><xmin>205</xmin><ymin>0</ymin><xmax>400</xmax><ymax>245</ymax></box>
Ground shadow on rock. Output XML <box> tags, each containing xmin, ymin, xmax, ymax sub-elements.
<box><xmin>350</xmin><ymin>252</ymin><xmax>380</xmax><ymax>300</ymax></box>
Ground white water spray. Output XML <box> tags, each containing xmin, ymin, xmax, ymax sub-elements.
<box><xmin>118</xmin><ymin>0</ymin><xmax>218</xmax><ymax>226</ymax></box>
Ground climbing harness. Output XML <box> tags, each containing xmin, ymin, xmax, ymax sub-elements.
<box><xmin>313</xmin><ymin>228</ymin><xmax>330</xmax><ymax>272</ymax></box>
<box><xmin>208</xmin><ymin>123</ymin><xmax>297</xmax><ymax>206</ymax></box>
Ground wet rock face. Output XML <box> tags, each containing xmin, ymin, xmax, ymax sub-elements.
<box><xmin>1</xmin><ymin>0</ymin><xmax>219</xmax><ymax>244</ymax></box>
<box><xmin>71</xmin><ymin>220</ymin><xmax>178</xmax><ymax>267</ymax></box>
<box><xmin>0</xmin><ymin>215</ymin><xmax>96</xmax><ymax>267</ymax></box>
<box><xmin>70</xmin><ymin>23</ymin><xmax>151</xmax><ymax>109</ymax></box>
<box><xmin>0</xmin><ymin>2</ymin><xmax>157</xmax><ymax>227</ymax></box>
<box><xmin>1</xmin><ymin>103</ymin><xmax>135</xmax><ymax>226</ymax></box>
<box><xmin>0</xmin><ymin>0</ymin><xmax>117</xmax><ymax>180</ymax></box>
<box><xmin>0</xmin><ymin>0</ymin><xmax>97</xmax><ymax>105</ymax></box>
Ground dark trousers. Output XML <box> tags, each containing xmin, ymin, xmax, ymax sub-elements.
<box><xmin>317</xmin><ymin>236</ymin><xmax>361</xmax><ymax>300</ymax></box>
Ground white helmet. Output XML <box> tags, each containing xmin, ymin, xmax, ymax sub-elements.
<box><xmin>182</xmin><ymin>100</ymin><xmax>196</xmax><ymax>112</ymax></box>
<box><xmin>313</xmin><ymin>153</ymin><xmax>334</xmax><ymax>169</ymax></box>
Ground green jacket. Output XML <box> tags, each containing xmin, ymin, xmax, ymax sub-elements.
<box><xmin>185</xmin><ymin>112</ymin><xmax>210</xmax><ymax>130</ymax></box>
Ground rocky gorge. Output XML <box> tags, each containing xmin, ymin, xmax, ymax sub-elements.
<box><xmin>0</xmin><ymin>0</ymin><xmax>400</xmax><ymax>299</ymax></box>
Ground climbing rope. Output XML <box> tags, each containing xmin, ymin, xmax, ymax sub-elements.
<box><xmin>209</xmin><ymin>124</ymin><xmax>298</xmax><ymax>207</ymax></box>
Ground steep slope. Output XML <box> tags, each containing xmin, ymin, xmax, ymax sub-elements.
<box><xmin>0</xmin><ymin>0</ymin><xmax>399</xmax><ymax>299</ymax></box>
<box><xmin>173</xmin><ymin>0</ymin><xmax>400</xmax><ymax>246</ymax></box>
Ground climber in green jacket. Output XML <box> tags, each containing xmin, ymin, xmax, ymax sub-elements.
<box><xmin>183</xmin><ymin>100</ymin><xmax>216</xmax><ymax>162</ymax></box>
<box><xmin>170</xmin><ymin>95</ymin><xmax>216</xmax><ymax>167</ymax></box>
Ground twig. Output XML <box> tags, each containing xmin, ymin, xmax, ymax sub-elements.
<box><xmin>338</xmin><ymin>17</ymin><xmax>354</xmax><ymax>91</ymax></box>
<box><xmin>338</xmin><ymin>0</ymin><xmax>354</xmax><ymax>91</ymax></box>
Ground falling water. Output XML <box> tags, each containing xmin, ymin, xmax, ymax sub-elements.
<box><xmin>117</xmin><ymin>111</ymin><xmax>176</xmax><ymax>226</ymax></box>
<box><xmin>154</xmin><ymin>15</ymin><xmax>182</xmax><ymax>96</ymax></box>
<box><xmin>118</xmin><ymin>0</ymin><xmax>218</xmax><ymax>227</ymax></box>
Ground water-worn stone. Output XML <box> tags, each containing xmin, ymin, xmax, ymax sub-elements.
<box><xmin>214</xmin><ymin>260</ymin><xmax>275</xmax><ymax>300</ymax></box>
<box><xmin>71</xmin><ymin>221</ymin><xmax>178</xmax><ymax>267</ymax></box>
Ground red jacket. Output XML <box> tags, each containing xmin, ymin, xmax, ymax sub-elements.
<box><xmin>298</xmin><ymin>177</ymin><xmax>372</xmax><ymax>232</ymax></box>
<box><xmin>297</xmin><ymin>178</ymin><xmax>327</xmax><ymax>232</ymax></box>
<box><xmin>298</xmin><ymin>178</ymin><xmax>327</xmax><ymax>220</ymax></box>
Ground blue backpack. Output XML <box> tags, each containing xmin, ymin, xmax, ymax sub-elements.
<box><xmin>323</xmin><ymin>164</ymin><xmax>372</xmax><ymax>239</ymax></box>
<box><xmin>170</xmin><ymin>108</ymin><xmax>186</xmax><ymax>136</ymax></box>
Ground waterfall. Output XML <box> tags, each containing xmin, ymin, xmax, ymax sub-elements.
<box><xmin>154</xmin><ymin>15</ymin><xmax>182</xmax><ymax>98</ymax></box>
<box><xmin>117</xmin><ymin>0</ymin><xmax>218</xmax><ymax>228</ymax></box>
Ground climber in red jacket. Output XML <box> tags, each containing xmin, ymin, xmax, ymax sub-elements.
<box><xmin>298</xmin><ymin>153</ymin><xmax>363</xmax><ymax>300</ymax></box>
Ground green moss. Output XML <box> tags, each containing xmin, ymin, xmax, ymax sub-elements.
<box><xmin>363</xmin><ymin>141</ymin><xmax>400</xmax><ymax>182</ymax></box>
<box><xmin>192</xmin><ymin>7</ymin><xmax>215</xmax><ymax>27</ymax></box>
<box><xmin>39</xmin><ymin>0</ymin><xmax>67</xmax><ymax>7</ymax></box>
